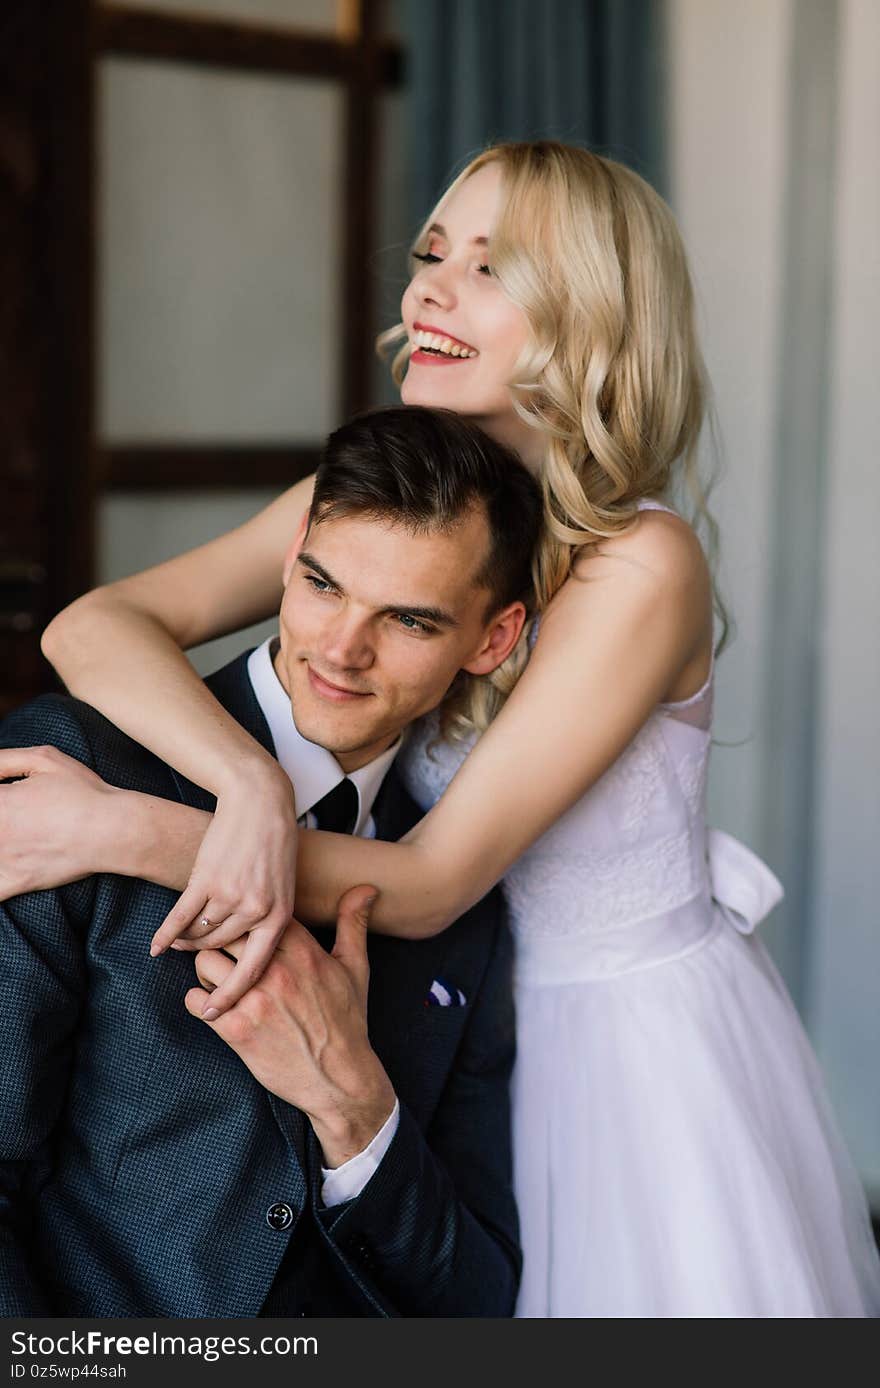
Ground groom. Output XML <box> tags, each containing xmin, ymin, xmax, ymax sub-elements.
<box><xmin>0</xmin><ymin>407</ymin><xmax>542</xmax><ymax>1318</ymax></box>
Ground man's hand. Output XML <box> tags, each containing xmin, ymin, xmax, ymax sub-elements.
<box><xmin>0</xmin><ymin>745</ymin><xmax>124</xmax><ymax>898</ymax></box>
<box><xmin>184</xmin><ymin>884</ymin><xmax>397</xmax><ymax>1168</ymax></box>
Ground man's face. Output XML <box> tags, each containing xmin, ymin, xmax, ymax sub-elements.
<box><xmin>275</xmin><ymin>507</ymin><xmax>520</xmax><ymax>771</ymax></box>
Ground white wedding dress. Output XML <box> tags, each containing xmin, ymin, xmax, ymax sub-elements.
<box><xmin>398</xmin><ymin>503</ymin><xmax>880</xmax><ymax>1318</ymax></box>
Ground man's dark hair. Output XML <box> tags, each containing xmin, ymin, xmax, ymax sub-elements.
<box><xmin>310</xmin><ymin>407</ymin><xmax>543</xmax><ymax>615</ymax></box>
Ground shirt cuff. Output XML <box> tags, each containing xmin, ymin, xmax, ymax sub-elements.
<box><xmin>319</xmin><ymin>1099</ymin><xmax>400</xmax><ymax>1208</ymax></box>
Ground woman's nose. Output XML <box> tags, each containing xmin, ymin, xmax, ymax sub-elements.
<box><xmin>415</xmin><ymin>261</ymin><xmax>456</xmax><ymax>311</ymax></box>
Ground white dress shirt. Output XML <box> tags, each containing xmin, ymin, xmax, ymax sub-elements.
<box><xmin>247</xmin><ymin>637</ymin><xmax>401</xmax><ymax>1206</ymax></box>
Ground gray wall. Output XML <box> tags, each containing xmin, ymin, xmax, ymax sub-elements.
<box><xmin>669</xmin><ymin>0</ymin><xmax>879</xmax><ymax>1198</ymax></box>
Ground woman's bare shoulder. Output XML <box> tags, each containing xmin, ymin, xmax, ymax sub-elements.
<box><xmin>533</xmin><ymin>505</ymin><xmax>712</xmax><ymax>686</ymax></box>
<box><xmin>570</xmin><ymin>506</ymin><xmax>710</xmax><ymax>597</ymax></box>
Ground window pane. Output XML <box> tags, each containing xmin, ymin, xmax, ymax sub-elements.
<box><xmin>99</xmin><ymin>491</ymin><xmax>284</xmax><ymax>673</ymax></box>
<box><xmin>103</xmin><ymin>0</ymin><xmax>341</xmax><ymax>32</ymax></box>
<box><xmin>99</xmin><ymin>58</ymin><xmax>342</xmax><ymax>443</ymax></box>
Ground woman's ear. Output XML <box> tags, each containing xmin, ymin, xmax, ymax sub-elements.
<box><xmin>282</xmin><ymin>512</ymin><xmax>310</xmax><ymax>587</ymax></box>
<box><xmin>461</xmin><ymin>601</ymin><xmax>527</xmax><ymax>677</ymax></box>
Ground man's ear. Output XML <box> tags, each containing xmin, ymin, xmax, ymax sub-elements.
<box><xmin>461</xmin><ymin>601</ymin><xmax>528</xmax><ymax>677</ymax></box>
<box><xmin>282</xmin><ymin>512</ymin><xmax>310</xmax><ymax>587</ymax></box>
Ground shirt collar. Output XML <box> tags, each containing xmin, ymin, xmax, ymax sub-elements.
<box><xmin>246</xmin><ymin>637</ymin><xmax>400</xmax><ymax>836</ymax></box>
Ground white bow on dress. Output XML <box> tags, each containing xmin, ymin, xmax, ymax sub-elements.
<box><xmin>707</xmin><ymin>827</ymin><xmax>784</xmax><ymax>934</ymax></box>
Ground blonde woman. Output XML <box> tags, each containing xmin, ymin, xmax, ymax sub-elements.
<box><xmin>6</xmin><ymin>143</ymin><xmax>880</xmax><ymax>1316</ymax></box>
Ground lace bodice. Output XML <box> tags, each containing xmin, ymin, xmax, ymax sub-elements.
<box><xmin>399</xmin><ymin>687</ymin><xmax>712</xmax><ymax>935</ymax></box>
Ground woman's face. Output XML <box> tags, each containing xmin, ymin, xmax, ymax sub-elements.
<box><xmin>400</xmin><ymin>163</ymin><xmax>535</xmax><ymax>462</ymax></box>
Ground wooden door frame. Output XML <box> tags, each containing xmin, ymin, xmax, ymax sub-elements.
<box><xmin>92</xmin><ymin>1</ymin><xmax>403</xmax><ymax>492</ymax></box>
<box><xmin>1</xmin><ymin>1</ymin><xmax>403</xmax><ymax>711</ymax></box>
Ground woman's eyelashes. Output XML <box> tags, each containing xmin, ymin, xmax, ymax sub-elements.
<box><xmin>412</xmin><ymin>250</ymin><xmax>493</xmax><ymax>276</ymax></box>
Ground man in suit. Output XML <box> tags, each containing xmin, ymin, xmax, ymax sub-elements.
<box><xmin>0</xmin><ymin>407</ymin><xmax>542</xmax><ymax>1318</ymax></box>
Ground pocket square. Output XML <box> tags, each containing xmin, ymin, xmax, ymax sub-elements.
<box><xmin>426</xmin><ymin>977</ymin><xmax>467</xmax><ymax>1008</ymax></box>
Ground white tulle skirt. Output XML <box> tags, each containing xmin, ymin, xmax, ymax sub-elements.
<box><xmin>511</xmin><ymin>917</ymin><xmax>880</xmax><ymax>1317</ymax></box>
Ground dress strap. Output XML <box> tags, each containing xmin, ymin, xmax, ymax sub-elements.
<box><xmin>636</xmin><ymin>497</ymin><xmax>678</xmax><ymax>516</ymax></box>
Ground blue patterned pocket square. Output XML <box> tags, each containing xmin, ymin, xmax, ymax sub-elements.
<box><xmin>426</xmin><ymin>977</ymin><xmax>467</xmax><ymax>1007</ymax></box>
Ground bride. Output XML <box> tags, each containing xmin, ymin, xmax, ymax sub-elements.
<box><xmin>6</xmin><ymin>141</ymin><xmax>880</xmax><ymax>1316</ymax></box>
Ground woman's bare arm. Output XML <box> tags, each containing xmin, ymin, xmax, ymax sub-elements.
<box><xmin>19</xmin><ymin>506</ymin><xmax>710</xmax><ymax>1008</ymax></box>
<box><xmin>42</xmin><ymin>476</ymin><xmax>315</xmax><ymax>796</ymax></box>
<box><xmin>136</xmin><ymin>511</ymin><xmax>711</xmax><ymax>940</ymax></box>
<box><xmin>289</xmin><ymin>510</ymin><xmax>714</xmax><ymax>934</ymax></box>
<box><xmin>38</xmin><ymin>477</ymin><xmax>315</xmax><ymax>1007</ymax></box>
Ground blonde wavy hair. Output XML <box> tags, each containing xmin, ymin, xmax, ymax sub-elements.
<box><xmin>377</xmin><ymin>141</ymin><xmax>726</xmax><ymax>740</ymax></box>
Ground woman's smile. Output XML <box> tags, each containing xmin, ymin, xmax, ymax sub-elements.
<box><xmin>410</xmin><ymin>321</ymin><xmax>479</xmax><ymax>362</ymax></box>
<box><xmin>400</xmin><ymin>163</ymin><xmax>530</xmax><ymax>445</ymax></box>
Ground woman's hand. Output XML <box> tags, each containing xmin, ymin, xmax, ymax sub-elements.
<box><xmin>0</xmin><ymin>745</ymin><xmax>124</xmax><ymax>898</ymax></box>
<box><xmin>149</xmin><ymin>761</ymin><xmax>300</xmax><ymax>1018</ymax></box>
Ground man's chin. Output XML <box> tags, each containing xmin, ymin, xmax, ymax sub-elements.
<box><xmin>291</xmin><ymin>702</ymin><xmax>374</xmax><ymax>759</ymax></box>
<box><xmin>293</xmin><ymin>709</ymin><xmax>346</xmax><ymax>752</ymax></box>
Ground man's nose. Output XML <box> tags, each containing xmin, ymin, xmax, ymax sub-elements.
<box><xmin>319</xmin><ymin>612</ymin><xmax>375</xmax><ymax>670</ymax></box>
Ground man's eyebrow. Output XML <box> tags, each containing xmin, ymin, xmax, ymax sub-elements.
<box><xmin>297</xmin><ymin>553</ymin><xmax>343</xmax><ymax>591</ymax></box>
<box><xmin>297</xmin><ymin>551</ymin><xmax>459</xmax><ymax>628</ymax></box>
<box><xmin>428</xmin><ymin>221</ymin><xmax>489</xmax><ymax>248</ymax></box>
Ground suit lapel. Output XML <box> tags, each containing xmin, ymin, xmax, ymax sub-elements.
<box><xmin>167</xmin><ymin>650</ymin><xmax>276</xmax><ymax>812</ymax></box>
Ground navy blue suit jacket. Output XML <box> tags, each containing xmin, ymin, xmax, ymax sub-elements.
<box><xmin>0</xmin><ymin>653</ymin><xmax>520</xmax><ymax>1317</ymax></box>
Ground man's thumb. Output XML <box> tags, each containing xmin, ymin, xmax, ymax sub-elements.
<box><xmin>332</xmin><ymin>884</ymin><xmax>379</xmax><ymax>967</ymax></box>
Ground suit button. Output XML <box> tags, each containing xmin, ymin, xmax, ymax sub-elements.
<box><xmin>266</xmin><ymin>1202</ymin><xmax>294</xmax><ymax>1231</ymax></box>
<box><xmin>349</xmin><ymin>1236</ymin><xmax>374</xmax><ymax>1270</ymax></box>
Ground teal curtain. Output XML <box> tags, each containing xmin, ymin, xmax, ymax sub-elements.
<box><xmin>403</xmin><ymin>0</ymin><xmax>666</xmax><ymax>224</ymax></box>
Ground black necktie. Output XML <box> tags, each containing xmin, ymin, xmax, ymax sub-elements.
<box><xmin>311</xmin><ymin>778</ymin><xmax>359</xmax><ymax>835</ymax></box>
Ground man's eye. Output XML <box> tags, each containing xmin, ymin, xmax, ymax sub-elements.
<box><xmin>395</xmin><ymin>614</ymin><xmax>433</xmax><ymax>635</ymax></box>
<box><xmin>305</xmin><ymin>575</ymin><xmax>333</xmax><ymax>594</ymax></box>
